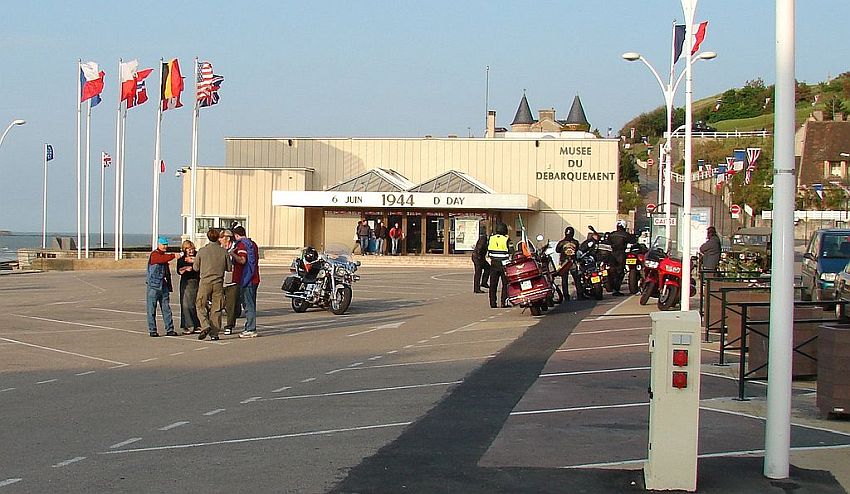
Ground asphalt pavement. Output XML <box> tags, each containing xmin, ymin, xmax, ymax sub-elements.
<box><xmin>0</xmin><ymin>267</ymin><xmax>848</xmax><ymax>493</ymax></box>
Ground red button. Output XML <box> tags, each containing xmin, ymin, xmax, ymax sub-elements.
<box><xmin>672</xmin><ymin>371</ymin><xmax>688</xmax><ymax>389</ymax></box>
<box><xmin>673</xmin><ymin>349</ymin><xmax>688</xmax><ymax>367</ymax></box>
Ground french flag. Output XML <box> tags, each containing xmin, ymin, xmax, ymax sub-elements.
<box><xmin>80</xmin><ymin>61</ymin><xmax>105</xmax><ymax>107</ymax></box>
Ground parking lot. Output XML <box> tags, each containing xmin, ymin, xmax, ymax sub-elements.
<box><xmin>1</xmin><ymin>267</ymin><xmax>849</xmax><ymax>493</ymax></box>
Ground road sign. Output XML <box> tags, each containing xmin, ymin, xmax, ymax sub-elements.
<box><xmin>653</xmin><ymin>217</ymin><xmax>677</xmax><ymax>226</ymax></box>
<box><xmin>647</xmin><ymin>157</ymin><xmax>655</xmax><ymax>167</ymax></box>
<box><xmin>646</xmin><ymin>203</ymin><xmax>657</xmax><ymax>214</ymax></box>
<box><xmin>730</xmin><ymin>204</ymin><xmax>741</xmax><ymax>219</ymax></box>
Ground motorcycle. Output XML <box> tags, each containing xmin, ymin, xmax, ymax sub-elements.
<box><xmin>638</xmin><ymin>236</ymin><xmax>696</xmax><ymax>310</ymax></box>
<box><xmin>281</xmin><ymin>246</ymin><xmax>361</xmax><ymax>315</ymax></box>
<box><xmin>625</xmin><ymin>243</ymin><xmax>648</xmax><ymax>295</ymax></box>
<box><xmin>505</xmin><ymin>234</ymin><xmax>563</xmax><ymax>316</ymax></box>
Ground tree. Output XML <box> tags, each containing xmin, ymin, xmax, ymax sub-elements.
<box><xmin>619</xmin><ymin>148</ymin><xmax>640</xmax><ymax>183</ymax></box>
<box><xmin>619</xmin><ymin>182</ymin><xmax>641</xmax><ymax>214</ymax></box>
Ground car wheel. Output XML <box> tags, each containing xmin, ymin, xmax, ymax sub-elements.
<box><xmin>835</xmin><ymin>299</ymin><xmax>848</xmax><ymax>323</ymax></box>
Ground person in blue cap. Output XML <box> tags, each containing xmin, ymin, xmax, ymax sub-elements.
<box><xmin>146</xmin><ymin>235</ymin><xmax>176</xmax><ymax>336</ymax></box>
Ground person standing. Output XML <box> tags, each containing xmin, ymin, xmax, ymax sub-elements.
<box><xmin>357</xmin><ymin>220</ymin><xmax>371</xmax><ymax>255</ymax></box>
<box><xmin>472</xmin><ymin>232</ymin><xmax>490</xmax><ymax>293</ymax></box>
<box><xmin>146</xmin><ymin>236</ymin><xmax>177</xmax><ymax>337</ymax></box>
<box><xmin>374</xmin><ymin>220</ymin><xmax>387</xmax><ymax>256</ymax></box>
<box><xmin>232</xmin><ymin>226</ymin><xmax>260</xmax><ymax>338</ymax></box>
<box><xmin>219</xmin><ymin>230</ymin><xmax>241</xmax><ymax>335</ymax></box>
<box><xmin>607</xmin><ymin>221</ymin><xmax>636</xmax><ymax>296</ymax></box>
<box><xmin>555</xmin><ymin>226</ymin><xmax>583</xmax><ymax>300</ymax></box>
<box><xmin>699</xmin><ymin>226</ymin><xmax>722</xmax><ymax>271</ymax></box>
<box><xmin>389</xmin><ymin>222</ymin><xmax>402</xmax><ymax>255</ymax></box>
<box><xmin>487</xmin><ymin>223</ymin><xmax>514</xmax><ymax>308</ymax></box>
<box><xmin>177</xmin><ymin>240</ymin><xmax>201</xmax><ymax>335</ymax></box>
<box><xmin>193</xmin><ymin>228</ymin><xmax>228</xmax><ymax>341</ymax></box>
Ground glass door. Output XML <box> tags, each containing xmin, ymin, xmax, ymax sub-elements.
<box><xmin>406</xmin><ymin>213</ymin><xmax>422</xmax><ymax>254</ymax></box>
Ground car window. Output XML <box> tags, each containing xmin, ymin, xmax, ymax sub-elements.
<box><xmin>820</xmin><ymin>234</ymin><xmax>850</xmax><ymax>258</ymax></box>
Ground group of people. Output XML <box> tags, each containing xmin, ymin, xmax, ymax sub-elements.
<box><xmin>354</xmin><ymin>219</ymin><xmax>403</xmax><ymax>256</ymax></box>
<box><xmin>146</xmin><ymin>225</ymin><xmax>261</xmax><ymax>340</ymax></box>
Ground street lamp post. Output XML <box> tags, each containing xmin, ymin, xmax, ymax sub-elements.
<box><xmin>621</xmin><ymin>50</ymin><xmax>715</xmax><ymax>250</ymax></box>
<box><xmin>0</xmin><ymin>119</ymin><xmax>26</xmax><ymax>150</ymax></box>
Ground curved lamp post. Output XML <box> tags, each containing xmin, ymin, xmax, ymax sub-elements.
<box><xmin>621</xmin><ymin>51</ymin><xmax>716</xmax><ymax>250</ymax></box>
<box><xmin>0</xmin><ymin>119</ymin><xmax>26</xmax><ymax>149</ymax></box>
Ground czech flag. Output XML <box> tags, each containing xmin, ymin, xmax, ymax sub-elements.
<box><xmin>80</xmin><ymin>61</ymin><xmax>105</xmax><ymax>107</ymax></box>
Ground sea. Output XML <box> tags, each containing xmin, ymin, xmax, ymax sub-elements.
<box><xmin>0</xmin><ymin>232</ymin><xmax>180</xmax><ymax>263</ymax></box>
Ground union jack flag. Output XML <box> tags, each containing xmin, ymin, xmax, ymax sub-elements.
<box><xmin>196</xmin><ymin>61</ymin><xmax>224</xmax><ymax>108</ymax></box>
<box><xmin>744</xmin><ymin>148</ymin><xmax>761</xmax><ymax>185</ymax></box>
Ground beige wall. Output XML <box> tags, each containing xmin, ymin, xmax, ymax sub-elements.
<box><xmin>185</xmin><ymin>137</ymin><xmax>619</xmax><ymax>248</ymax></box>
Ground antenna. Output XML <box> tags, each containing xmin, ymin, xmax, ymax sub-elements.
<box><xmin>484</xmin><ymin>65</ymin><xmax>490</xmax><ymax>135</ymax></box>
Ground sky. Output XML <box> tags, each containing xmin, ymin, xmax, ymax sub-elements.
<box><xmin>0</xmin><ymin>0</ymin><xmax>846</xmax><ymax>235</ymax></box>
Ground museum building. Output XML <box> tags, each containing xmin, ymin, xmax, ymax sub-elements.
<box><xmin>180</xmin><ymin>94</ymin><xmax>620</xmax><ymax>255</ymax></box>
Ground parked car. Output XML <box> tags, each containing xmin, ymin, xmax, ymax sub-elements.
<box><xmin>831</xmin><ymin>259</ymin><xmax>850</xmax><ymax>321</ymax></box>
<box><xmin>801</xmin><ymin>228</ymin><xmax>850</xmax><ymax>303</ymax></box>
<box><xmin>730</xmin><ymin>226</ymin><xmax>772</xmax><ymax>271</ymax></box>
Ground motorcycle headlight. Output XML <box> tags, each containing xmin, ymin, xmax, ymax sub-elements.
<box><xmin>317</xmin><ymin>269</ymin><xmax>326</xmax><ymax>278</ymax></box>
<box><xmin>645</xmin><ymin>260</ymin><xmax>659</xmax><ymax>269</ymax></box>
<box><xmin>336</xmin><ymin>266</ymin><xmax>347</xmax><ymax>277</ymax></box>
<box><xmin>821</xmin><ymin>272</ymin><xmax>837</xmax><ymax>282</ymax></box>
<box><xmin>669</xmin><ymin>266</ymin><xmax>682</xmax><ymax>274</ymax></box>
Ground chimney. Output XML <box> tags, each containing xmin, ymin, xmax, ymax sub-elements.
<box><xmin>486</xmin><ymin>110</ymin><xmax>496</xmax><ymax>138</ymax></box>
<box><xmin>538</xmin><ymin>108</ymin><xmax>556</xmax><ymax>123</ymax></box>
<box><xmin>812</xmin><ymin>110</ymin><xmax>824</xmax><ymax>121</ymax></box>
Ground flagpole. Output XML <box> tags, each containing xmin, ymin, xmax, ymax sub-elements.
<box><xmin>100</xmin><ymin>151</ymin><xmax>105</xmax><ymax>248</ymax></box>
<box><xmin>76</xmin><ymin>60</ymin><xmax>82</xmax><ymax>259</ymax></box>
<box><xmin>120</xmin><ymin>108</ymin><xmax>126</xmax><ymax>258</ymax></box>
<box><xmin>115</xmin><ymin>59</ymin><xmax>122</xmax><ymax>260</ymax></box>
<box><xmin>152</xmin><ymin>59</ymin><xmax>164</xmax><ymax>249</ymax></box>
<box><xmin>42</xmin><ymin>144</ymin><xmax>48</xmax><ymax>250</ymax></box>
<box><xmin>190</xmin><ymin>57</ymin><xmax>199</xmax><ymax>246</ymax></box>
<box><xmin>85</xmin><ymin>100</ymin><xmax>92</xmax><ymax>258</ymax></box>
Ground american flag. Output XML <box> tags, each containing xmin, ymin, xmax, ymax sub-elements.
<box><xmin>197</xmin><ymin>61</ymin><xmax>224</xmax><ymax>108</ymax></box>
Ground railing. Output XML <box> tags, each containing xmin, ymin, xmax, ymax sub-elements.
<box><xmin>671</xmin><ymin>169</ymin><xmax>718</xmax><ymax>183</ymax></box>
<box><xmin>669</xmin><ymin>129</ymin><xmax>772</xmax><ymax>139</ymax></box>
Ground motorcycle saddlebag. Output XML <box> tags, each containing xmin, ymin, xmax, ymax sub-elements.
<box><xmin>282</xmin><ymin>275</ymin><xmax>302</xmax><ymax>292</ymax></box>
<box><xmin>505</xmin><ymin>257</ymin><xmax>542</xmax><ymax>284</ymax></box>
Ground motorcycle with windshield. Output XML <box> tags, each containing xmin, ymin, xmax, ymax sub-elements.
<box><xmin>574</xmin><ymin>227</ymin><xmax>610</xmax><ymax>300</ymax></box>
<box><xmin>638</xmin><ymin>236</ymin><xmax>696</xmax><ymax>310</ymax></box>
<box><xmin>281</xmin><ymin>245</ymin><xmax>361</xmax><ymax>315</ymax></box>
<box><xmin>505</xmin><ymin>234</ymin><xmax>563</xmax><ymax>316</ymax></box>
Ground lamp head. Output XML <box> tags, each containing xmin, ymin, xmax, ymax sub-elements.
<box><xmin>840</xmin><ymin>152</ymin><xmax>850</xmax><ymax>158</ymax></box>
<box><xmin>12</xmin><ymin>119</ymin><xmax>25</xmax><ymax>126</ymax></box>
<box><xmin>697</xmin><ymin>51</ymin><xmax>717</xmax><ymax>60</ymax></box>
<box><xmin>621</xmin><ymin>52</ymin><xmax>641</xmax><ymax>62</ymax></box>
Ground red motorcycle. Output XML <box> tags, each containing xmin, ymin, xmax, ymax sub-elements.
<box><xmin>504</xmin><ymin>235</ymin><xmax>563</xmax><ymax>316</ymax></box>
<box><xmin>639</xmin><ymin>238</ymin><xmax>696</xmax><ymax>310</ymax></box>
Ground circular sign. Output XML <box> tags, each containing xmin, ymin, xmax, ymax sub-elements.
<box><xmin>646</xmin><ymin>203</ymin><xmax>657</xmax><ymax>213</ymax></box>
<box><xmin>647</xmin><ymin>158</ymin><xmax>655</xmax><ymax>167</ymax></box>
<box><xmin>730</xmin><ymin>204</ymin><xmax>742</xmax><ymax>215</ymax></box>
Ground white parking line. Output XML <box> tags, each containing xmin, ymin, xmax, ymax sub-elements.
<box><xmin>0</xmin><ymin>387</ymin><xmax>15</xmax><ymax>393</ymax></box>
<box><xmin>159</xmin><ymin>421</ymin><xmax>189</xmax><ymax>431</ymax></box>
<box><xmin>571</xmin><ymin>326</ymin><xmax>651</xmax><ymax>335</ymax></box>
<box><xmin>75</xmin><ymin>371</ymin><xmax>95</xmax><ymax>376</ymax></box>
<box><xmin>101</xmin><ymin>422</ymin><xmax>413</xmax><ymax>454</ymax></box>
<box><xmin>169</xmin><ymin>352</ymin><xmax>184</xmax><ymax>356</ymax></box>
<box><xmin>540</xmin><ymin>367</ymin><xmax>650</xmax><ymax>378</ymax></box>
<box><xmin>110</xmin><ymin>437</ymin><xmax>143</xmax><ymax>449</ymax></box>
<box><xmin>36</xmin><ymin>379</ymin><xmax>58</xmax><ymax>384</ymax></box>
<box><xmin>91</xmin><ymin>307</ymin><xmax>146</xmax><ymax>316</ymax></box>
<box><xmin>271</xmin><ymin>386</ymin><xmax>291</xmax><ymax>393</ymax></box>
<box><xmin>556</xmin><ymin>342</ymin><xmax>647</xmax><ymax>353</ymax></box>
<box><xmin>511</xmin><ymin>402</ymin><xmax>648</xmax><ymax>416</ymax></box>
<box><xmin>240</xmin><ymin>397</ymin><xmax>262</xmax><ymax>404</ymax></box>
<box><xmin>263</xmin><ymin>381</ymin><xmax>462</xmax><ymax>402</ymax></box>
<box><xmin>0</xmin><ymin>336</ymin><xmax>127</xmax><ymax>366</ymax></box>
<box><xmin>0</xmin><ymin>479</ymin><xmax>22</xmax><ymax>487</ymax></box>
<box><xmin>203</xmin><ymin>409</ymin><xmax>226</xmax><ymax>416</ymax></box>
<box><xmin>10</xmin><ymin>314</ymin><xmax>143</xmax><ymax>336</ymax></box>
<box><xmin>52</xmin><ymin>456</ymin><xmax>86</xmax><ymax>468</ymax></box>
<box><xmin>140</xmin><ymin>358</ymin><xmax>158</xmax><ymax>363</ymax></box>
<box><xmin>333</xmin><ymin>355</ymin><xmax>494</xmax><ymax>372</ymax></box>
<box><xmin>301</xmin><ymin>378</ymin><xmax>317</xmax><ymax>383</ymax></box>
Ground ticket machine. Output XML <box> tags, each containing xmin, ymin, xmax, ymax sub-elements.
<box><xmin>644</xmin><ymin>310</ymin><xmax>701</xmax><ymax>491</ymax></box>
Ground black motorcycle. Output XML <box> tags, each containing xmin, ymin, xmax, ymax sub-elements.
<box><xmin>282</xmin><ymin>247</ymin><xmax>360</xmax><ymax>315</ymax></box>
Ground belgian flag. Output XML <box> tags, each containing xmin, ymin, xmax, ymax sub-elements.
<box><xmin>160</xmin><ymin>59</ymin><xmax>184</xmax><ymax>111</ymax></box>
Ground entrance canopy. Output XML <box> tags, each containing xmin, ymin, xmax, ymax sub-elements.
<box><xmin>272</xmin><ymin>168</ymin><xmax>539</xmax><ymax>211</ymax></box>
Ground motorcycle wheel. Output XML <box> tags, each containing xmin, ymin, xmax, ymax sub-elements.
<box><xmin>639</xmin><ymin>281</ymin><xmax>656</xmax><ymax>306</ymax></box>
<box><xmin>291</xmin><ymin>298</ymin><xmax>311</xmax><ymax>313</ymax></box>
<box><xmin>330</xmin><ymin>286</ymin><xmax>353</xmax><ymax>315</ymax></box>
<box><xmin>657</xmin><ymin>284</ymin><xmax>680</xmax><ymax>311</ymax></box>
<box><xmin>628</xmin><ymin>270</ymin><xmax>640</xmax><ymax>295</ymax></box>
<box><xmin>530</xmin><ymin>305</ymin><xmax>543</xmax><ymax>316</ymax></box>
<box><xmin>552</xmin><ymin>286</ymin><xmax>564</xmax><ymax>305</ymax></box>
<box><xmin>592</xmin><ymin>284</ymin><xmax>603</xmax><ymax>300</ymax></box>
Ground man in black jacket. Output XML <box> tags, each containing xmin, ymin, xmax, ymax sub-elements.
<box><xmin>555</xmin><ymin>226</ymin><xmax>583</xmax><ymax>300</ymax></box>
<box><xmin>472</xmin><ymin>233</ymin><xmax>490</xmax><ymax>293</ymax></box>
<box><xmin>607</xmin><ymin>222</ymin><xmax>636</xmax><ymax>296</ymax></box>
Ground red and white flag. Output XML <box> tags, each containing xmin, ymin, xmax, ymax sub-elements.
<box><xmin>101</xmin><ymin>151</ymin><xmax>111</xmax><ymax>167</ymax></box>
<box><xmin>120</xmin><ymin>60</ymin><xmax>154</xmax><ymax>109</ymax></box>
<box><xmin>160</xmin><ymin>160</ymin><xmax>165</xmax><ymax>173</ymax></box>
<box><xmin>691</xmin><ymin>21</ymin><xmax>708</xmax><ymax>55</ymax></box>
<box><xmin>744</xmin><ymin>148</ymin><xmax>762</xmax><ymax>185</ymax></box>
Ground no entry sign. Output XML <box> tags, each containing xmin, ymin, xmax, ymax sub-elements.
<box><xmin>647</xmin><ymin>158</ymin><xmax>655</xmax><ymax>167</ymax></box>
<box><xmin>646</xmin><ymin>203</ymin><xmax>657</xmax><ymax>214</ymax></box>
<box><xmin>730</xmin><ymin>204</ymin><xmax>741</xmax><ymax>218</ymax></box>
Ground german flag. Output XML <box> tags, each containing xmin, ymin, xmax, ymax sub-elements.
<box><xmin>160</xmin><ymin>59</ymin><xmax>184</xmax><ymax>111</ymax></box>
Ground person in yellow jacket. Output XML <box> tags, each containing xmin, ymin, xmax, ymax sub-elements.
<box><xmin>487</xmin><ymin>222</ymin><xmax>515</xmax><ymax>308</ymax></box>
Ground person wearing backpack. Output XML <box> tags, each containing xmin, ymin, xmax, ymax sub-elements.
<box><xmin>232</xmin><ymin>226</ymin><xmax>260</xmax><ymax>338</ymax></box>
